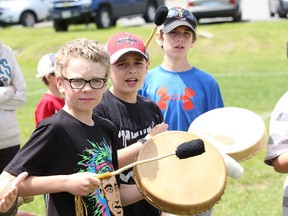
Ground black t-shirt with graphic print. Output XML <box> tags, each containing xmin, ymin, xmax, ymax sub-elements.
<box><xmin>4</xmin><ymin>110</ymin><xmax>121</xmax><ymax>216</ymax></box>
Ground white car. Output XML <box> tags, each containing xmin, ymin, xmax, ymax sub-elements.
<box><xmin>0</xmin><ymin>0</ymin><xmax>51</xmax><ymax>27</ymax></box>
<box><xmin>187</xmin><ymin>0</ymin><xmax>242</xmax><ymax>22</ymax></box>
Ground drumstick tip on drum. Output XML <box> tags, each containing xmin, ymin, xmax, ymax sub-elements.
<box><xmin>176</xmin><ymin>139</ymin><xmax>205</xmax><ymax>159</ymax></box>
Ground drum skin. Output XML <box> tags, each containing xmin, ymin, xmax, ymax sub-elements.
<box><xmin>133</xmin><ymin>131</ymin><xmax>227</xmax><ymax>215</ymax></box>
<box><xmin>188</xmin><ymin>107</ymin><xmax>267</xmax><ymax>162</ymax></box>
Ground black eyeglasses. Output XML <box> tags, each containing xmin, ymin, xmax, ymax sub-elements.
<box><xmin>165</xmin><ymin>7</ymin><xmax>197</xmax><ymax>31</ymax></box>
<box><xmin>62</xmin><ymin>75</ymin><xmax>107</xmax><ymax>89</ymax></box>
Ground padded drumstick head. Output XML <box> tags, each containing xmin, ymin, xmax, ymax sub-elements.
<box><xmin>154</xmin><ymin>5</ymin><xmax>169</xmax><ymax>26</ymax></box>
<box><xmin>176</xmin><ymin>139</ymin><xmax>205</xmax><ymax>159</ymax></box>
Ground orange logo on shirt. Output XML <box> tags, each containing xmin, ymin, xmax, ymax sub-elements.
<box><xmin>156</xmin><ymin>87</ymin><xmax>195</xmax><ymax>110</ymax></box>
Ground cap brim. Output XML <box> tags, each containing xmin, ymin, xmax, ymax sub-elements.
<box><xmin>36</xmin><ymin>74</ymin><xmax>43</xmax><ymax>78</ymax></box>
<box><xmin>36</xmin><ymin>69</ymin><xmax>54</xmax><ymax>78</ymax></box>
<box><xmin>160</xmin><ymin>20</ymin><xmax>196</xmax><ymax>34</ymax></box>
<box><xmin>110</xmin><ymin>48</ymin><xmax>149</xmax><ymax>64</ymax></box>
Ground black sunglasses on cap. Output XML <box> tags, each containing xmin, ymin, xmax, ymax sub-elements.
<box><xmin>164</xmin><ymin>7</ymin><xmax>197</xmax><ymax>32</ymax></box>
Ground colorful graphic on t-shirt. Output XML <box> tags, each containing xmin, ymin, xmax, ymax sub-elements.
<box><xmin>78</xmin><ymin>138</ymin><xmax>123</xmax><ymax>216</ymax></box>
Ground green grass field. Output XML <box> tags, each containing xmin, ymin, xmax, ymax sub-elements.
<box><xmin>1</xmin><ymin>19</ymin><xmax>287</xmax><ymax>215</ymax></box>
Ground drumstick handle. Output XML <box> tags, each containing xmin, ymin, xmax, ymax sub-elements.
<box><xmin>96</xmin><ymin>152</ymin><xmax>175</xmax><ymax>180</ymax></box>
<box><xmin>145</xmin><ymin>25</ymin><xmax>157</xmax><ymax>48</ymax></box>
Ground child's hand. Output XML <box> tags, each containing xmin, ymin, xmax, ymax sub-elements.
<box><xmin>65</xmin><ymin>172</ymin><xmax>101</xmax><ymax>196</ymax></box>
<box><xmin>0</xmin><ymin>172</ymin><xmax>28</xmax><ymax>213</ymax></box>
<box><xmin>148</xmin><ymin>122</ymin><xmax>168</xmax><ymax>137</ymax></box>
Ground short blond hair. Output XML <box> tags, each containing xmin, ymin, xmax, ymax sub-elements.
<box><xmin>54</xmin><ymin>38</ymin><xmax>110</xmax><ymax>78</ymax></box>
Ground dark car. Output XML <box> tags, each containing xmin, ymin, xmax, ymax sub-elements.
<box><xmin>269</xmin><ymin>0</ymin><xmax>288</xmax><ymax>18</ymax></box>
<box><xmin>49</xmin><ymin>0</ymin><xmax>165</xmax><ymax>31</ymax></box>
<box><xmin>187</xmin><ymin>0</ymin><xmax>242</xmax><ymax>22</ymax></box>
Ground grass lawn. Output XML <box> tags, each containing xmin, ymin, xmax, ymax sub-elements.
<box><xmin>1</xmin><ymin>19</ymin><xmax>287</xmax><ymax>215</ymax></box>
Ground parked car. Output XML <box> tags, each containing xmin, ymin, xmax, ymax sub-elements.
<box><xmin>0</xmin><ymin>0</ymin><xmax>51</xmax><ymax>27</ymax></box>
<box><xmin>187</xmin><ymin>0</ymin><xmax>242</xmax><ymax>22</ymax></box>
<box><xmin>49</xmin><ymin>0</ymin><xmax>165</xmax><ymax>32</ymax></box>
<box><xmin>269</xmin><ymin>0</ymin><xmax>288</xmax><ymax>18</ymax></box>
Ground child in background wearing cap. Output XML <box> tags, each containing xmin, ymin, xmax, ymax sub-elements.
<box><xmin>35</xmin><ymin>53</ymin><xmax>64</xmax><ymax>126</ymax></box>
<box><xmin>94</xmin><ymin>32</ymin><xmax>168</xmax><ymax>216</ymax></box>
<box><xmin>0</xmin><ymin>38</ymin><xmax>126</xmax><ymax>216</ymax></box>
<box><xmin>139</xmin><ymin>6</ymin><xmax>224</xmax><ymax>216</ymax></box>
<box><xmin>140</xmin><ymin>6</ymin><xmax>224</xmax><ymax>132</ymax></box>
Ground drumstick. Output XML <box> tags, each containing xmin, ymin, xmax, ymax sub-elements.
<box><xmin>96</xmin><ymin>139</ymin><xmax>205</xmax><ymax>180</ymax></box>
<box><xmin>145</xmin><ymin>5</ymin><xmax>168</xmax><ymax>48</ymax></box>
<box><xmin>189</xmin><ymin>128</ymin><xmax>235</xmax><ymax>145</ymax></box>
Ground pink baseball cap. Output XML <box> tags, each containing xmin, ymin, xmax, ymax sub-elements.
<box><xmin>106</xmin><ymin>32</ymin><xmax>149</xmax><ymax>64</ymax></box>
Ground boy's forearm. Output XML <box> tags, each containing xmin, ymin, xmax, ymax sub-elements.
<box><xmin>18</xmin><ymin>173</ymin><xmax>100</xmax><ymax>197</ymax></box>
<box><xmin>272</xmin><ymin>152</ymin><xmax>288</xmax><ymax>173</ymax></box>
<box><xmin>119</xmin><ymin>184</ymin><xmax>143</xmax><ymax>206</ymax></box>
<box><xmin>18</xmin><ymin>175</ymin><xmax>68</xmax><ymax>196</ymax></box>
<box><xmin>117</xmin><ymin>142</ymin><xmax>143</xmax><ymax>168</ymax></box>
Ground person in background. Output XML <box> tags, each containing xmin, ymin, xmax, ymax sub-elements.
<box><xmin>264</xmin><ymin>41</ymin><xmax>288</xmax><ymax>216</ymax></box>
<box><xmin>139</xmin><ymin>6</ymin><xmax>224</xmax><ymax>216</ymax></box>
<box><xmin>139</xmin><ymin>6</ymin><xmax>224</xmax><ymax>132</ymax></box>
<box><xmin>94</xmin><ymin>32</ymin><xmax>168</xmax><ymax>216</ymax></box>
<box><xmin>0</xmin><ymin>42</ymin><xmax>36</xmax><ymax>216</ymax></box>
<box><xmin>0</xmin><ymin>42</ymin><xmax>26</xmax><ymax>174</ymax></box>
<box><xmin>35</xmin><ymin>53</ymin><xmax>64</xmax><ymax>126</ymax></box>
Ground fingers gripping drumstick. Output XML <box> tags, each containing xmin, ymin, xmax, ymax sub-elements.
<box><xmin>96</xmin><ymin>139</ymin><xmax>205</xmax><ymax>180</ymax></box>
<box><xmin>145</xmin><ymin>5</ymin><xmax>169</xmax><ymax>48</ymax></box>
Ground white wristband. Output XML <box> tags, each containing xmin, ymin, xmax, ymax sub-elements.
<box><xmin>145</xmin><ymin>134</ymin><xmax>152</xmax><ymax>140</ymax></box>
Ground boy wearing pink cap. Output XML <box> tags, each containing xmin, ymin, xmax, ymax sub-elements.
<box><xmin>94</xmin><ymin>32</ymin><xmax>168</xmax><ymax>216</ymax></box>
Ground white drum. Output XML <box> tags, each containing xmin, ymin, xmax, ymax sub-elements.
<box><xmin>188</xmin><ymin>107</ymin><xmax>267</xmax><ymax>162</ymax></box>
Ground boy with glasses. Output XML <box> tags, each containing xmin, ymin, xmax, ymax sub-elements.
<box><xmin>0</xmin><ymin>38</ymin><xmax>125</xmax><ymax>216</ymax></box>
<box><xmin>139</xmin><ymin>6</ymin><xmax>224</xmax><ymax>132</ymax></box>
